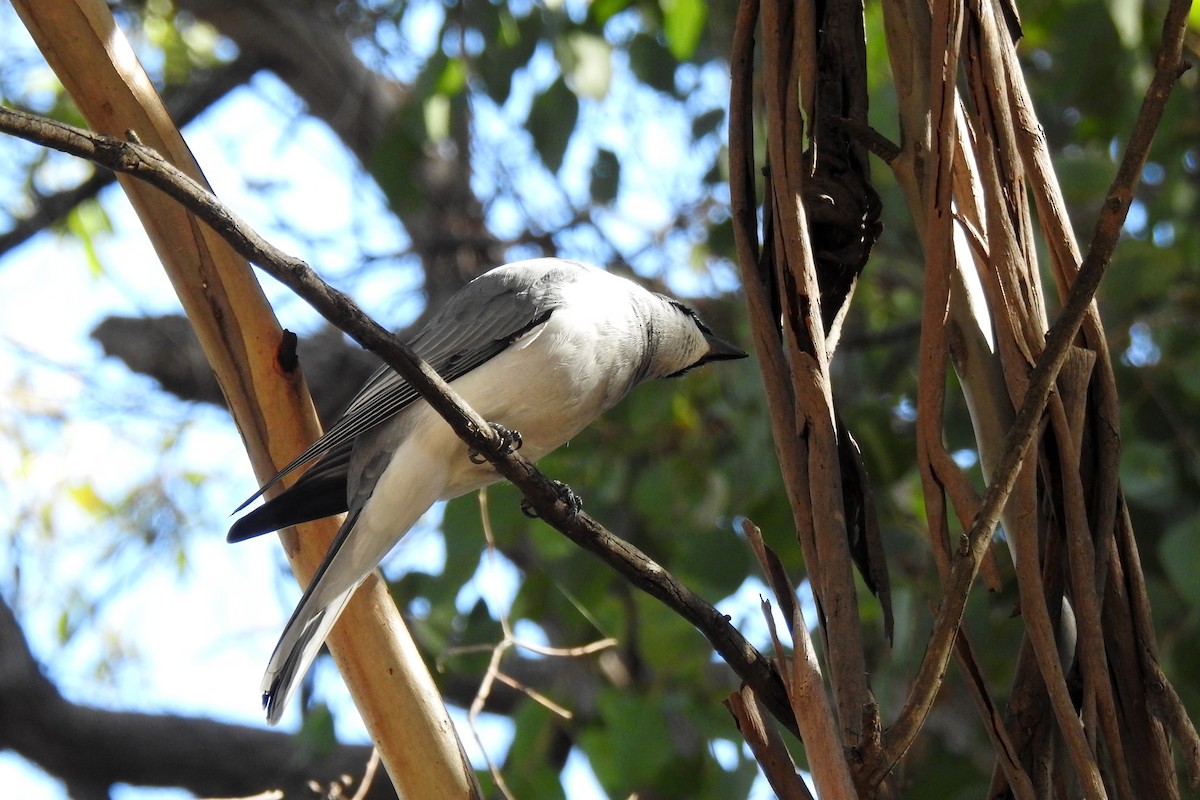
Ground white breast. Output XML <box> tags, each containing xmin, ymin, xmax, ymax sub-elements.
<box><xmin>423</xmin><ymin>285</ymin><xmax>648</xmax><ymax>499</ymax></box>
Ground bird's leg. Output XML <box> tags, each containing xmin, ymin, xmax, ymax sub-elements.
<box><xmin>468</xmin><ymin>422</ymin><xmax>524</xmax><ymax>464</ymax></box>
<box><xmin>521</xmin><ymin>479</ymin><xmax>583</xmax><ymax>519</ymax></box>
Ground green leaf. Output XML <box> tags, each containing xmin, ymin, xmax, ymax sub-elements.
<box><xmin>528</xmin><ymin>77</ymin><xmax>578</xmax><ymax>174</ymax></box>
<box><xmin>68</xmin><ymin>482</ymin><xmax>110</xmax><ymax>516</ymax></box>
<box><xmin>295</xmin><ymin>703</ymin><xmax>338</xmax><ymax>760</ymax></box>
<box><xmin>502</xmin><ymin>701</ymin><xmax>569</xmax><ymax>799</ymax></box>
<box><xmin>434</xmin><ymin>57</ymin><xmax>468</xmax><ymax>96</ymax></box>
<box><xmin>691</xmin><ymin>107</ymin><xmax>725</xmax><ymax>140</ymax></box>
<box><xmin>589</xmin><ymin>148</ymin><xmax>620</xmax><ymax>204</ymax></box>
<box><xmin>627</xmin><ymin>33</ymin><xmax>678</xmax><ymax>94</ymax></box>
<box><xmin>589</xmin><ymin>0</ymin><xmax>633</xmax><ymax>25</ymax></box>
<box><xmin>370</xmin><ymin>102</ymin><xmax>430</xmax><ymax>216</ymax></box>
<box><xmin>477</xmin><ymin>11</ymin><xmax>540</xmax><ymax>104</ymax></box>
<box><xmin>1120</xmin><ymin>439</ymin><xmax>1175</xmax><ymax>510</ymax></box>
<box><xmin>659</xmin><ymin>0</ymin><xmax>707</xmax><ymax>61</ymax></box>
<box><xmin>672</xmin><ymin>512</ymin><xmax>752</xmax><ymax>599</ymax></box>
<box><xmin>64</xmin><ymin>201</ymin><xmax>112</xmax><ymax>278</ymax></box>
<box><xmin>579</xmin><ymin>688</ymin><xmax>675</xmax><ymax>791</ymax></box>
<box><xmin>558</xmin><ymin>33</ymin><xmax>613</xmax><ymax>100</ymax></box>
<box><xmin>1054</xmin><ymin>146</ymin><xmax>1118</xmax><ymax>206</ymax></box>
<box><xmin>440</xmin><ymin>495</ymin><xmax>489</xmax><ymax>588</ymax></box>
<box><xmin>56</xmin><ymin>610</ymin><xmax>71</xmax><ymax>645</ymax></box>
<box><xmin>1161</xmin><ymin>517</ymin><xmax>1200</xmax><ymax>608</ymax></box>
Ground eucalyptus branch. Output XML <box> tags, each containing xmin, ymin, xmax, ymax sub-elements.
<box><xmin>0</xmin><ymin>104</ymin><xmax>798</xmax><ymax>738</ymax></box>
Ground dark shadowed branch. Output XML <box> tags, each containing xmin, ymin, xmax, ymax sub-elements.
<box><xmin>0</xmin><ymin>594</ymin><xmax>396</xmax><ymax>800</ymax></box>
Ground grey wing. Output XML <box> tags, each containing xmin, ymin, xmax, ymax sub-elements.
<box><xmin>230</xmin><ymin>263</ymin><xmax>571</xmax><ymax>519</ymax></box>
<box><xmin>227</xmin><ymin>444</ymin><xmax>352</xmax><ymax>542</ymax></box>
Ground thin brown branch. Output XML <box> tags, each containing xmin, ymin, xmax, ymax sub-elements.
<box><xmin>950</xmin><ymin>632</ymin><xmax>1036</xmax><ymax>800</ymax></box>
<box><xmin>0</xmin><ymin>103</ymin><xmax>798</xmax><ymax>740</ymax></box>
<box><xmin>1047</xmin><ymin>389</ymin><xmax>1133</xmax><ymax>800</ymax></box>
<box><xmin>726</xmin><ymin>688</ymin><xmax>813</xmax><ymax>800</ymax></box>
<box><xmin>787</xmin><ymin>601</ymin><xmax>859</xmax><ymax>799</ymax></box>
<box><xmin>967</xmin><ymin>17</ymin><xmax>1104</xmax><ymax>783</ymax></box>
<box><xmin>760</xmin><ymin>0</ymin><xmax>870</xmax><ymax>746</ymax></box>
<box><xmin>961</xmin><ymin>0</ymin><xmax>1193</xmax><ymax>743</ymax></box>
<box><xmin>876</xmin><ymin>0</ymin><xmax>965</xmax><ymax>771</ymax></box>
<box><xmin>826</xmin><ymin>116</ymin><xmax>902</xmax><ymax>164</ymax></box>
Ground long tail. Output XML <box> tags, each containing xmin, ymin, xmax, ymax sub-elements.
<box><xmin>260</xmin><ymin>510</ymin><xmax>366</xmax><ymax>725</ymax></box>
<box><xmin>259</xmin><ymin>432</ymin><xmax>449</xmax><ymax>724</ymax></box>
<box><xmin>262</xmin><ymin>585</ymin><xmax>356</xmax><ymax>724</ymax></box>
<box><xmin>228</xmin><ymin>447</ymin><xmax>352</xmax><ymax>543</ymax></box>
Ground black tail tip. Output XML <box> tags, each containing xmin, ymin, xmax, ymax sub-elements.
<box><xmin>227</xmin><ymin>516</ymin><xmax>266</xmax><ymax>543</ymax></box>
<box><xmin>262</xmin><ymin>686</ymin><xmax>283</xmax><ymax>725</ymax></box>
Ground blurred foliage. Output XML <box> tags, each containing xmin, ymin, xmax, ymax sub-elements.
<box><xmin>2</xmin><ymin>0</ymin><xmax>1199</xmax><ymax>797</ymax></box>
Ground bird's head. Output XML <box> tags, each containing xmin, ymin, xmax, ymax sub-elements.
<box><xmin>651</xmin><ymin>297</ymin><xmax>748</xmax><ymax>379</ymax></box>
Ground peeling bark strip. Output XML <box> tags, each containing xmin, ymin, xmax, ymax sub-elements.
<box><xmin>732</xmin><ymin>0</ymin><xmax>1198</xmax><ymax>795</ymax></box>
<box><xmin>730</xmin><ymin>0</ymin><xmax>890</xmax><ymax>787</ymax></box>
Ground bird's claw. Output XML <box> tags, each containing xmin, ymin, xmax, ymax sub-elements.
<box><xmin>468</xmin><ymin>422</ymin><xmax>524</xmax><ymax>464</ymax></box>
<box><xmin>521</xmin><ymin>480</ymin><xmax>583</xmax><ymax>519</ymax></box>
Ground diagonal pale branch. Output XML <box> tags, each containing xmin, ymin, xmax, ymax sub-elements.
<box><xmin>9</xmin><ymin>2</ymin><xmax>480</xmax><ymax>797</ymax></box>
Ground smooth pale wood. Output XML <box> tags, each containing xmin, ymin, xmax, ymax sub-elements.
<box><xmin>13</xmin><ymin>2</ymin><xmax>479</xmax><ymax>796</ymax></box>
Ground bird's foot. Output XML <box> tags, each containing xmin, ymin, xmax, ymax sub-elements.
<box><xmin>521</xmin><ymin>479</ymin><xmax>583</xmax><ymax>519</ymax></box>
<box><xmin>469</xmin><ymin>423</ymin><xmax>524</xmax><ymax>464</ymax></box>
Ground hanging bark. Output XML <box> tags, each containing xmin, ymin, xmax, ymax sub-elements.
<box><xmin>730</xmin><ymin>0</ymin><xmax>1198</xmax><ymax>796</ymax></box>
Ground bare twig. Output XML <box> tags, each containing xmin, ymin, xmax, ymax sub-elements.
<box><xmin>349</xmin><ymin>750</ymin><xmax>381</xmax><ymax>800</ymax></box>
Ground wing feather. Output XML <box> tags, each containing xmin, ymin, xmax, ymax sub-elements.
<box><xmin>229</xmin><ymin>260</ymin><xmax>581</xmax><ymax>537</ymax></box>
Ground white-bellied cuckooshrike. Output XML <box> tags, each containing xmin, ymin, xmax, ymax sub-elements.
<box><xmin>230</xmin><ymin>258</ymin><xmax>747</xmax><ymax>724</ymax></box>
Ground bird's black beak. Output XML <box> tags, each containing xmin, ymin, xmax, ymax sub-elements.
<box><xmin>702</xmin><ymin>332</ymin><xmax>748</xmax><ymax>362</ymax></box>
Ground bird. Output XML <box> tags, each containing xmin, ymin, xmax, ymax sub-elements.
<box><xmin>229</xmin><ymin>257</ymin><xmax>748</xmax><ymax>724</ymax></box>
